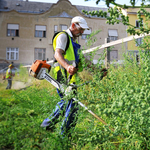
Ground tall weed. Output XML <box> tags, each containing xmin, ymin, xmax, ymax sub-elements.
<box><xmin>76</xmin><ymin>48</ymin><xmax>150</xmax><ymax>149</ymax></box>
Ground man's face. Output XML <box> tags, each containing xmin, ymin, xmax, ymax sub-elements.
<box><xmin>73</xmin><ymin>23</ymin><xmax>85</xmax><ymax>37</ymax></box>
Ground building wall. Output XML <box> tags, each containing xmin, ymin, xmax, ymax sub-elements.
<box><xmin>125</xmin><ymin>8</ymin><xmax>150</xmax><ymax>51</ymax></box>
<box><xmin>0</xmin><ymin>0</ymin><xmax>127</xmax><ymax>67</ymax></box>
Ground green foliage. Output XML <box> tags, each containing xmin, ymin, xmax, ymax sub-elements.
<box><xmin>83</xmin><ymin>1</ymin><xmax>150</xmax><ymax>36</ymax></box>
<box><xmin>85</xmin><ymin>0</ymin><xmax>149</xmax><ymax>7</ymax></box>
<box><xmin>1</xmin><ymin>32</ymin><xmax>150</xmax><ymax>149</ymax></box>
<box><xmin>77</xmin><ymin>49</ymin><xmax>150</xmax><ymax>149</ymax></box>
<box><xmin>0</xmin><ymin>87</ymin><xmax>69</xmax><ymax>149</ymax></box>
<box><xmin>86</xmin><ymin>30</ymin><xmax>101</xmax><ymax>48</ymax></box>
<box><xmin>1</xmin><ymin>49</ymin><xmax>150</xmax><ymax>149</ymax></box>
<box><xmin>135</xmin><ymin>34</ymin><xmax>150</xmax><ymax>50</ymax></box>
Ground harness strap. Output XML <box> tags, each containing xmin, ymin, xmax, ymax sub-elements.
<box><xmin>53</xmin><ymin>31</ymin><xmax>70</xmax><ymax>63</ymax></box>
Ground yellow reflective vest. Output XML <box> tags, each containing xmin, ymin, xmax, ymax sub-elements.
<box><xmin>53</xmin><ymin>32</ymin><xmax>83</xmax><ymax>84</ymax></box>
<box><xmin>6</xmin><ymin>68</ymin><xmax>12</xmax><ymax>79</ymax></box>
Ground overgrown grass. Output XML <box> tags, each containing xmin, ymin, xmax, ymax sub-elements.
<box><xmin>0</xmin><ymin>50</ymin><xmax>150</xmax><ymax>149</ymax></box>
<box><xmin>1</xmin><ymin>32</ymin><xmax>150</xmax><ymax>150</ymax></box>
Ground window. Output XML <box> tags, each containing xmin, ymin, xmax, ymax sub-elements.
<box><xmin>6</xmin><ymin>48</ymin><xmax>19</xmax><ymax>60</ymax></box>
<box><xmin>109</xmin><ymin>36</ymin><xmax>118</xmax><ymax>41</ymax></box>
<box><xmin>7</xmin><ymin>24</ymin><xmax>19</xmax><ymax>37</ymax></box>
<box><xmin>136</xmin><ymin>20</ymin><xmax>140</xmax><ymax>28</ymax></box>
<box><xmin>54</xmin><ymin>25</ymin><xmax>58</xmax><ymax>34</ymax></box>
<box><xmin>61</xmin><ymin>25</ymin><xmax>67</xmax><ymax>31</ymax></box>
<box><xmin>82</xmin><ymin>28</ymin><xmax>92</xmax><ymax>39</ymax></box>
<box><xmin>136</xmin><ymin>20</ymin><xmax>143</xmax><ymax>28</ymax></box>
<box><xmin>128</xmin><ymin>50</ymin><xmax>140</xmax><ymax>63</ymax></box>
<box><xmin>34</xmin><ymin>48</ymin><xmax>46</xmax><ymax>60</ymax></box>
<box><xmin>108</xmin><ymin>29</ymin><xmax>118</xmax><ymax>41</ymax></box>
<box><xmin>35</xmin><ymin>25</ymin><xmax>46</xmax><ymax>38</ymax></box>
<box><xmin>136</xmin><ymin>54</ymin><xmax>139</xmax><ymax>62</ymax></box>
<box><xmin>136</xmin><ymin>38</ymin><xmax>143</xmax><ymax>46</ymax></box>
<box><xmin>110</xmin><ymin>50</ymin><xmax>118</xmax><ymax>61</ymax></box>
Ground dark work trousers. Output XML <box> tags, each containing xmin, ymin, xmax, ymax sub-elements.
<box><xmin>41</xmin><ymin>89</ymin><xmax>79</xmax><ymax>136</ymax></box>
<box><xmin>6</xmin><ymin>79</ymin><xmax>12</xmax><ymax>89</ymax></box>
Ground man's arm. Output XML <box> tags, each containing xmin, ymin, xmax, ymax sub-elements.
<box><xmin>54</xmin><ymin>48</ymin><xmax>77</xmax><ymax>75</ymax></box>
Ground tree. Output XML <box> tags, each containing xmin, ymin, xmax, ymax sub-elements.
<box><xmin>85</xmin><ymin>0</ymin><xmax>150</xmax><ymax>8</ymax></box>
<box><xmin>83</xmin><ymin>0</ymin><xmax>150</xmax><ymax>36</ymax></box>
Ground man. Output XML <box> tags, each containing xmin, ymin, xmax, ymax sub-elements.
<box><xmin>6</xmin><ymin>64</ymin><xmax>14</xmax><ymax>89</ymax></box>
<box><xmin>41</xmin><ymin>16</ymin><xmax>89</xmax><ymax>136</ymax></box>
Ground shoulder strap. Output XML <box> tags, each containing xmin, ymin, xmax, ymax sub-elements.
<box><xmin>52</xmin><ymin>31</ymin><xmax>70</xmax><ymax>51</ymax></box>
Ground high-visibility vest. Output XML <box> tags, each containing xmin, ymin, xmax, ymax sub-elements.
<box><xmin>6</xmin><ymin>68</ymin><xmax>12</xmax><ymax>79</ymax></box>
<box><xmin>53</xmin><ymin>32</ymin><xmax>83</xmax><ymax>84</ymax></box>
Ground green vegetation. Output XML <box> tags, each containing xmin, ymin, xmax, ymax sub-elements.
<box><xmin>84</xmin><ymin>0</ymin><xmax>150</xmax><ymax>36</ymax></box>
<box><xmin>0</xmin><ymin>29</ymin><xmax>150</xmax><ymax>149</ymax></box>
<box><xmin>85</xmin><ymin>0</ymin><xmax>150</xmax><ymax>8</ymax></box>
<box><xmin>1</xmin><ymin>0</ymin><xmax>150</xmax><ymax>148</ymax></box>
<box><xmin>0</xmin><ymin>47</ymin><xmax>150</xmax><ymax>149</ymax></box>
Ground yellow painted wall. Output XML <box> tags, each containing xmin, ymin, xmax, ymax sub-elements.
<box><xmin>127</xmin><ymin>8</ymin><xmax>150</xmax><ymax>51</ymax></box>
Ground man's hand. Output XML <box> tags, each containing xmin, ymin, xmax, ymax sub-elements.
<box><xmin>67</xmin><ymin>65</ymin><xmax>78</xmax><ymax>75</ymax></box>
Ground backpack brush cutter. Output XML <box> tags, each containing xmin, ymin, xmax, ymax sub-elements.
<box><xmin>29</xmin><ymin>60</ymin><xmax>114</xmax><ymax>132</ymax></box>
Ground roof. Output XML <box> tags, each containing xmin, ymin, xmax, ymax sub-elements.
<box><xmin>0</xmin><ymin>0</ymin><xmax>108</xmax><ymax>17</ymax></box>
<box><xmin>0</xmin><ymin>0</ymin><xmax>53</xmax><ymax>14</ymax></box>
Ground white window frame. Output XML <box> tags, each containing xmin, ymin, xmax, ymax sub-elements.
<box><xmin>54</xmin><ymin>25</ymin><xmax>58</xmax><ymax>34</ymax></box>
<box><xmin>7</xmin><ymin>24</ymin><xmax>19</xmax><ymax>37</ymax></box>
<box><xmin>61</xmin><ymin>25</ymin><xmax>67</xmax><ymax>31</ymax></box>
<box><xmin>6</xmin><ymin>48</ymin><xmax>19</xmax><ymax>60</ymax></box>
<box><xmin>109</xmin><ymin>36</ymin><xmax>118</xmax><ymax>41</ymax></box>
<box><xmin>82</xmin><ymin>28</ymin><xmax>92</xmax><ymax>40</ymax></box>
<box><xmin>108</xmin><ymin>29</ymin><xmax>118</xmax><ymax>41</ymax></box>
<box><xmin>35</xmin><ymin>25</ymin><xmax>46</xmax><ymax>38</ymax></box>
<box><xmin>34</xmin><ymin>48</ymin><xmax>46</xmax><ymax>60</ymax></box>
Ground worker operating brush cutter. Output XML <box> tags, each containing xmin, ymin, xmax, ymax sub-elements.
<box><xmin>41</xmin><ymin>16</ymin><xmax>89</xmax><ymax>136</ymax></box>
<box><xmin>33</xmin><ymin>16</ymin><xmax>108</xmax><ymax>137</ymax></box>
<box><xmin>29</xmin><ymin>60</ymin><xmax>109</xmax><ymax>136</ymax></box>
<box><xmin>40</xmin><ymin>16</ymin><xmax>109</xmax><ymax>137</ymax></box>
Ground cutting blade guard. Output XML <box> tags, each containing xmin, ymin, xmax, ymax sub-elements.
<box><xmin>29</xmin><ymin>60</ymin><xmax>51</xmax><ymax>78</ymax></box>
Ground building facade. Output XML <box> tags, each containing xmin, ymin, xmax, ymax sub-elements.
<box><xmin>0</xmin><ymin>0</ymin><xmax>127</xmax><ymax>68</ymax></box>
<box><xmin>121</xmin><ymin>7</ymin><xmax>150</xmax><ymax>61</ymax></box>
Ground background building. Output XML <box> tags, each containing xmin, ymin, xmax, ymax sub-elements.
<box><xmin>0</xmin><ymin>0</ymin><xmax>127</xmax><ymax>68</ymax></box>
<box><xmin>121</xmin><ymin>7</ymin><xmax>150</xmax><ymax>61</ymax></box>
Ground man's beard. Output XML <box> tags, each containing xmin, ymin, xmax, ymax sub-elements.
<box><xmin>75</xmin><ymin>33</ymin><xmax>82</xmax><ymax>37</ymax></box>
